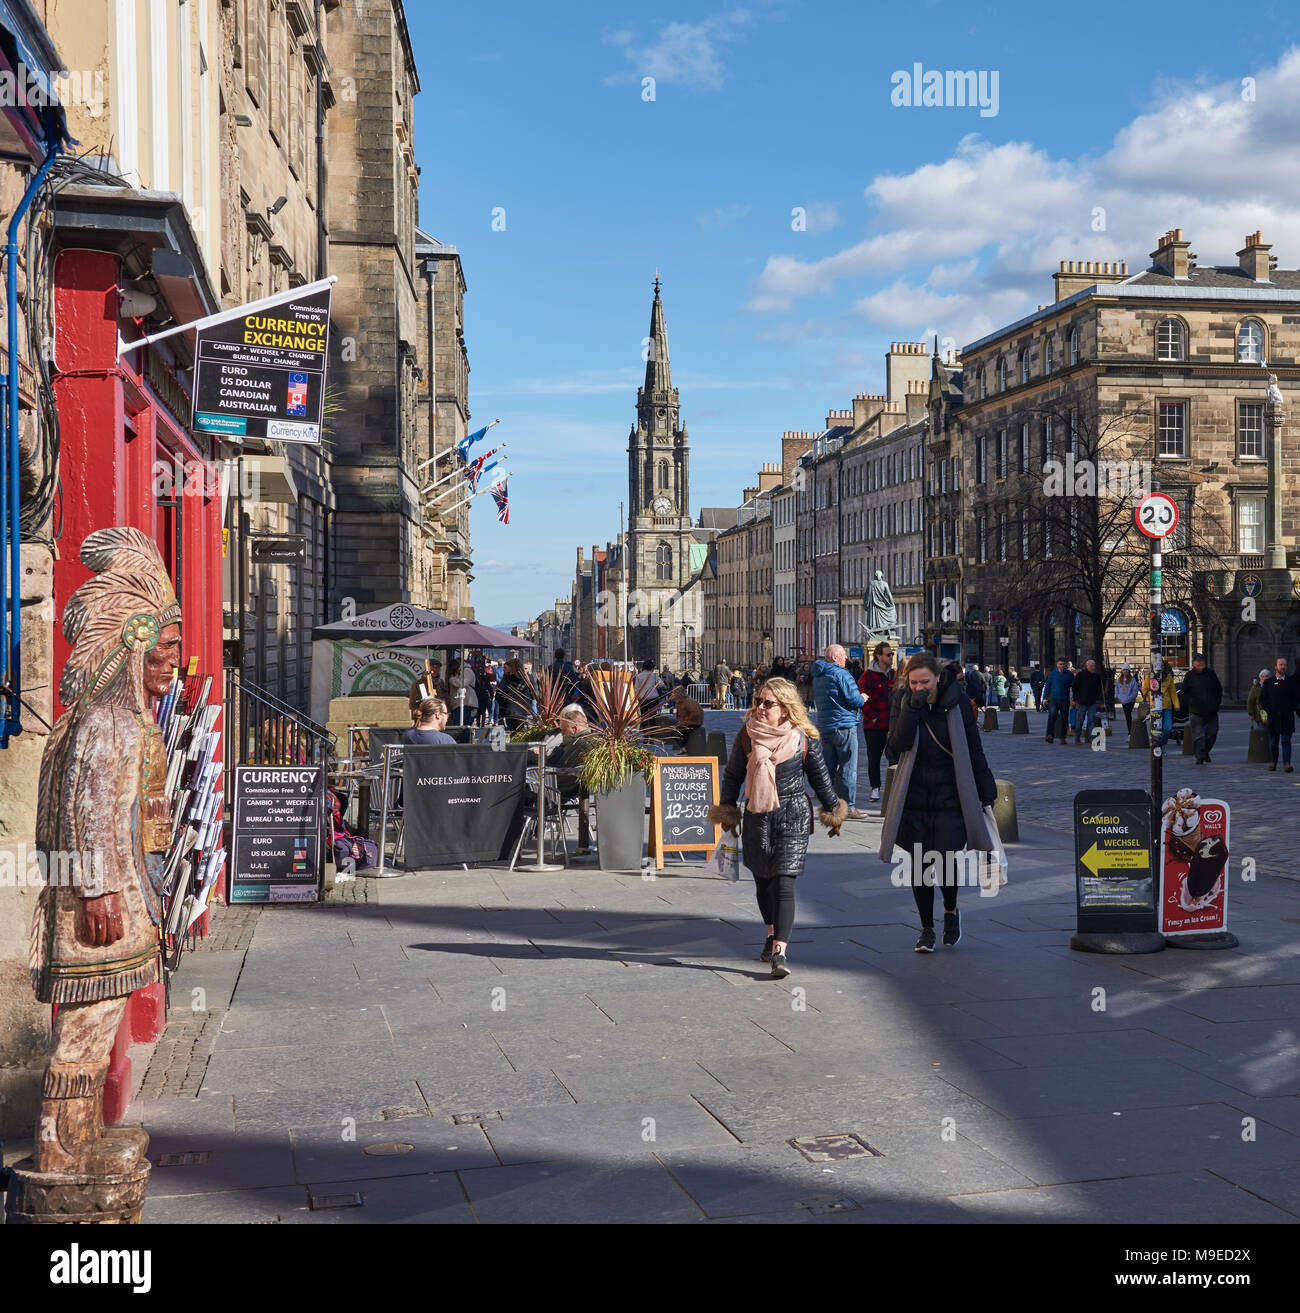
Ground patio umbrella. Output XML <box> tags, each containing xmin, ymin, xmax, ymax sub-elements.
<box><xmin>391</xmin><ymin>621</ymin><xmax>536</xmax><ymax>649</ymax></box>
<box><xmin>312</xmin><ymin>604</ymin><xmax>450</xmax><ymax>642</ymax></box>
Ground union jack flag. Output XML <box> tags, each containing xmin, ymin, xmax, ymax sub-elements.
<box><xmin>491</xmin><ymin>482</ymin><xmax>510</xmax><ymax>524</ymax></box>
<box><xmin>466</xmin><ymin>452</ymin><xmax>499</xmax><ymax>492</ymax></box>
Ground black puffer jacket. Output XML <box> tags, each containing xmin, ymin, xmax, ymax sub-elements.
<box><xmin>719</xmin><ymin>727</ymin><xmax>840</xmax><ymax>880</ymax></box>
<box><xmin>886</xmin><ymin>665</ymin><xmax>997</xmax><ymax>854</ymax></box>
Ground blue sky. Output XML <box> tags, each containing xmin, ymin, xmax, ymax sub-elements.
<box><xmin>405</xmin><ymin>1</ymin><xmax>1300</xmax><ymax>626</ymax></box>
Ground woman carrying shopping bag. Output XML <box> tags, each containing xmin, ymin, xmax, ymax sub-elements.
<box><xmin>880</xmin><ymin>653</ymin><xmax>998</xmax><ymax>952</ymax></box>
<box><xmin>709</xmin><ymin>677</ymin><xmax>847</xmax><ymax>980</ymax></box>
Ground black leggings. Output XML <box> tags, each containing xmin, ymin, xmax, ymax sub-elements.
<box><xmin>754</xmin><ymin>874</ymin><xmax>797</xmax><ymax>942</ymax></box>
<box><xmin>1120</xmin><ymin>702</ymin><xmax>1134</xmax><ymax>731</ymax></box>
<box><xmin>912</xmin><ymin>876</ymin><xmax>958</xmax><ymax>925</ymax></box>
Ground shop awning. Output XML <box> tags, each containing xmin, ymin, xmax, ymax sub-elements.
<box><xmin>241</xmin><ymin>454</ymin><xmax>299</xmax><ymax>505</ymax></box>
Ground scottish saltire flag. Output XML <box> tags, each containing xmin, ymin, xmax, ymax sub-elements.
<box><xmin>457</xmin><ymin>424</ymin><xmax>491</xmax><ymax>463</ymax></box>
<box><xmin>466</xmin><ymin>457</ymin><xmax>500</xmax><ymax>493</ymax></box>
<box><xmin>491</xmin><ymin>482</ymin><xmax>510</xmax><ymax>524</ymax></box>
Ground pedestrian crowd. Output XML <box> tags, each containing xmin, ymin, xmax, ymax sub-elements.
<box><xmin>705</xmin><ymin>641</ymin><xmax>1292</xmax><ymax>979</ymax></box>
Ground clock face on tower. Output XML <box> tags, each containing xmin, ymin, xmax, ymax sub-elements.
<box><xmin>651</xmin><ymin>496</ymin><xmax>673</xmax><ymax>515</ymax></box>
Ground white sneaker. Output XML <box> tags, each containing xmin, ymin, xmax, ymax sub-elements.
<box><xmin>870</xmin><ymin>788</ymin><xmax>881</xmax><ymax>803</ymax></box>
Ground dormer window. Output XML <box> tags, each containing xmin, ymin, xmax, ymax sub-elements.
<box><xmin>1237</xmin><ymin>319</ymin><xmax>1264</xmax><ymax>364</ymax></box>
<box><xmin>1156</xmin><ymin>318</ymin><xmax>1185</xmax><ymax>361</ymax></box>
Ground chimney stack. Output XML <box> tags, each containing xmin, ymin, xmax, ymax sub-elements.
<box><xmin>1237</xmin><ymin>230</ymin><xmax>1273</xmax><ymax>282</ymax></box>
<box><xmin>781</xmin><ymin>431</ymin><xmax>814</xmax><ymax>483</ymax></box>
<box><xmin>1150</xmin><ymin>228</ymin><xmax>1192</xmax><ymax>279</ymax></box>
<box><xmin>1052</xmin><ymin>258</ymin><xmax>1130</xmax><ymax>302</ymax></box>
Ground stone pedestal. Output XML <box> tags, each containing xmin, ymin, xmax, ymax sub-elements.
<box><xmin>4</xmin><ymin>1149</ymin><xmax>150</xmax><ymax>1225</ymax></box>
<box><xmin>1011</xmin><ymin>709</ymin><xmax>1029</xmax><ymax>735</ymax></box>
<box><xmin>982</xmin><ymin>708</ymin><xmax>998</xmax><ymax>731</ymax></box>
<box><xmin>1182</xmin><ymin>727</ymin><xmax>1196</xmax><ymax>755</ymax></box>
<box><xmin>1129</xmin><ymin>720</ymin><xmax>1149</xmax><ymax>749</ymax></box>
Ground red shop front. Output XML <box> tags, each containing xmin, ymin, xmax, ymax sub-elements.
<box><xmin>51</xmin><ymin>234</ymin><xmax>226</xmax><ymax>1122</ymax></box>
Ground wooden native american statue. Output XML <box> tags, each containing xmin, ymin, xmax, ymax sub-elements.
<box><xmin>28</xmin><ymin>527</ymin><xmax>181</xmax><ymax>1179</ymax></box>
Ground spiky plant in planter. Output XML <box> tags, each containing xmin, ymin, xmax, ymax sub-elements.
<box><xmin>504</xmin><ymin>670</ymin><xmax>569</xmax><ymax>742</ymax></box>
<box><xmin>576</xmin><ymin>669</ymin><xmax>667</xmax><ymax>793</ymax></box>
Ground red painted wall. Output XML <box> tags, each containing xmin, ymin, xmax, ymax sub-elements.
<box><xmin>52</xmin><ymin>247</ymin><xmax>225</xmax><ymax>1120</ymax></box>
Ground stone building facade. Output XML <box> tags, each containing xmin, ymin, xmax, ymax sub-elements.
<box><xmin>324</xmin><ymin>0</ymin><xmax>435</xmax><ymax>616</ymax></box>
<box><xmin>415</xmin><ymin>229</ymin><xmax>472</xmax><ymax>617</ymax></box>
<box><xmin>957</xmin><ymin>229</ymin><xmax>1300</xmax><ymax>696</ymax></box>
<box><xmin>773</xmin><ymin>482</ymin><xmax>797</xmax><ymax>662</ymax></box>
<box><xmin>220</xmin><ymin>0</ymin><xmax>337</xmax><ymax>709</ymax></box>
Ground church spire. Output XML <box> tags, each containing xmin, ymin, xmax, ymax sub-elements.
<box><xmin>644</xmin><ymin>274</ymin><xmax>672</xmax><ymax>396</ymax></box>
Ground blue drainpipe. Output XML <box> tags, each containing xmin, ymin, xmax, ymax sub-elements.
<box><xmin>1</xmin><ymin>146</ymin><xmax>59</xmax><ymax>748</ymax></box>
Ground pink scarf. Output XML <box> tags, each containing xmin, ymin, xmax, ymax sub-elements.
<box><xmin>744</xmin><ymin>717</ymin><xmax>802</xmax><ymax>813</ymax></box>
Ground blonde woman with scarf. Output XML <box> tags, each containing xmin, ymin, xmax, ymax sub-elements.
<box><xmin>709</xmin><ymin>677</ymin><xmax>847</xmax><ymax>979</ymax></box>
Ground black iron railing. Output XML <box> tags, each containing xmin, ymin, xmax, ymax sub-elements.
<box><xmin>223</xmin><ymin>669</ymin><xmax>337</xmax><ymax>796</ymax></box>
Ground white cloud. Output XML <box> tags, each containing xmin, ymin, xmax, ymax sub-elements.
<box><xmin>604</xmin><ymin>9</ymin><xmax>753</xmax><ymax>90</ymax></box>
<box><xmin>745</xmin><ymin>51</ymin><xmax>1300</xmax><ymax>347</ymax></box>
<box><xmin>698</xmin><ymin>202</ymin><xmax>753</xmax><ymax>231</ymax></box>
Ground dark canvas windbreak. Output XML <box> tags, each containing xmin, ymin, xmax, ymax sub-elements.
<box><xmin>401</xmin><ymin>744</ymin><xmax>528</xmax><ymax>866</ymax></box>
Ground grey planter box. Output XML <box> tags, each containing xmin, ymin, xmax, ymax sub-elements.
<box><xmin>595</xmin><ymin>775</ymin><xmax>647</xmax><ymax>871</ymax></box>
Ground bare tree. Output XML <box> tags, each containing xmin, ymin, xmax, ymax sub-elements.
<box><xmin>972</xmin><ymin>397</ymin><xmax>1226</xmax><ymax>673</ymax></box>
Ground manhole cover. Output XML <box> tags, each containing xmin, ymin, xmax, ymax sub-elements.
<box><xmin>799</xmin><ymin>1195</ymin><xmax>861</xmax><ymax>1215</ymax></box>
<box><xmin>310</xmin><ymin>1191</ymin><xmax>364</xmax><ymax>1210</ymax></box>
<box><xmin>381</xmin><ymin>1106</ymin><xmax>426</xmax><ymax>1120</ymax></box>
<box><xmin>156</xmin><ymin>1151</ymin><xmax>212</xmax><ymax>1167</ymax></box>
<box><xmin>787</xmin><ymin>1134</ymin><xmax>882</xmax><ymax>1163</ymax></box>
<box><xmin>451</xmin><ymin>1110</ymin><xmax>501</xmax><ymax>1125</ymax></box>
<box><xmin>362</xmin><ymin>1141</ymin><xmax>415</xmax><ymax>1156</ymax></box>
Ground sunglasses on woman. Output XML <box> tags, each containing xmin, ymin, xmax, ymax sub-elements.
<box><xmin>754</xmin><ymin>698</ymin><xmax>780</xmax><ymax>709</ymax></box>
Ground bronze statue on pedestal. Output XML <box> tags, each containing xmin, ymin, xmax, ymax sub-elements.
<box><xmin>7</xmin><ymin>527</ymin><xmax>180</xmax><ymax>1223</ymax></box>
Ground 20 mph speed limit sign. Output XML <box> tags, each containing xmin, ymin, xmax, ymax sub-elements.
<box><xmin>1135</xmin><ymin>492</ymin><xmax>1179</xmax><ymax>539</ymax></box>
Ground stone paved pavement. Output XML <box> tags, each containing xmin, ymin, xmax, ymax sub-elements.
<box><xmin>128</xmin><ymin>711</ymin><xmax>1300</xmax><ymax>1223</ymax></box>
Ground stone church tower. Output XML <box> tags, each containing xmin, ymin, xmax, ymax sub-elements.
<box><xmin>626</xmin><ymin>279</ymin><xmax>698</xmax><ymax>663</ymax></box>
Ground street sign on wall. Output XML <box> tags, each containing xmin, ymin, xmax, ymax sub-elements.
<box><xmin>192</xmin><ymin>284</ymin><xmax>332</xmax><ymax>443</ymax></box>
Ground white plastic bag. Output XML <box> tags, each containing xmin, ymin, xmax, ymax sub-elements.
<box><xmin>978</xmin><ymin>804</ymin><xmax>1009</xmax><ymax>895</ymax></box>
<box><xmin>705</xmin><ymin>831</ymin><xmax>744</xmax><ymax>881</ymax></box>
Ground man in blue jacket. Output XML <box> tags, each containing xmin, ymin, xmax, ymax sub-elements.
<box><xmin>1042</xmin><ymin>656</ymin><xmax>1074</xmax><ymax>744</ymax></box>
<box><xmin>811</xmin><ymin>644</ymin><xmax>868</xmax><ymax>819</ymax></box>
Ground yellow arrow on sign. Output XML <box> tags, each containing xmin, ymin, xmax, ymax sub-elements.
<box><xmin>1081</xmin><ymin>842</ymin><xmax>1150</xmax><ymax>875</ymax></box>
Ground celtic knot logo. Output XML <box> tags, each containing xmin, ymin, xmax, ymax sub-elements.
<box><xmin>390</xmin><ymin>604</ymin><xmax>416</xmax><ymax>630</ymax></box>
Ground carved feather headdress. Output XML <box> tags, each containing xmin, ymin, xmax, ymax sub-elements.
<box><xmin>59</xmin><ymin>527</ymin><xmax>182</xmax><ymax>706</ymax></box>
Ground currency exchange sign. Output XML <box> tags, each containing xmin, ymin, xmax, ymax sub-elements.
<box><xmin>192</xmin><ymin>285</ymin><xmax>331</xmax><ymax>443</ymax></box>
<box><xmin>1073</xmin><ymin>789</ymin><xmax>1157</xmax><ymax>935</ymax></box>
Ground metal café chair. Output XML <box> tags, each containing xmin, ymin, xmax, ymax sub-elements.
<box><xmin>372</xmin><ymin>743</ymin><xmax>406</xmax><ymax>876</ymax></box>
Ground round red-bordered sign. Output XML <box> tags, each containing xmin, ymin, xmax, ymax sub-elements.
<box><xmin>1135</xmin><ymin>492</ymin><xmax>1179</xmax><ymax>539</ymax></box>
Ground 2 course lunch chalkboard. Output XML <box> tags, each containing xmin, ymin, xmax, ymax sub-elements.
<box><xmin>230</xmin><ymin>764</ymin><xmax>325</xmax><ymax>903</ymax></box>
<box><xmin>649</xmin><ymin>756</ymin><xmax>720</xmax><ymax>869</ymax></box>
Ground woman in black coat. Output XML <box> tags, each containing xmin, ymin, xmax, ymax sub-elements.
<box><xmin>709</xmin><ymin>677</ymin><xmax>848</xmax><ymax>979</ymax></box>
<box><xmin>882</xmin><ymin>654</ymin><xmax>997</xmax><ymax>952</ymax></box>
